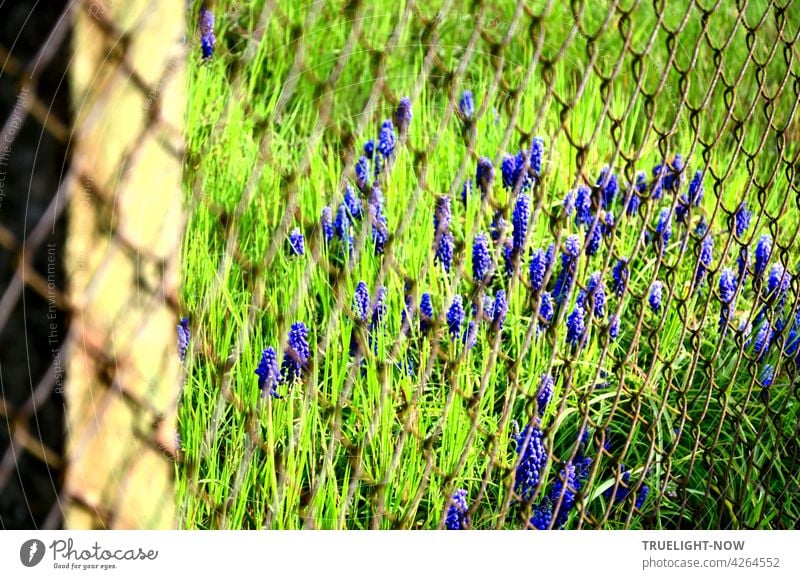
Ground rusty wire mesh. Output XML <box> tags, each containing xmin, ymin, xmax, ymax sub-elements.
<box><xmin>178</xmin><ymin>0</ymin><xmax>800</xmax><ymax>530</ymax></box>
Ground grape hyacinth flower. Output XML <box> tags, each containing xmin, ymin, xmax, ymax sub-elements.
<box><xmin>530</xmin><ymin>137</ymin><xmax>544</xmax><ymax>176</ymax></box>
<box><xmin>551</xmin><ymin>462</ymin><xmax>579</xmax><ymax>528</ymax></box>
<box><xmin>585</xmin><ymin>222</ymin><xmax>602</xmax><ymax>257</ymax></box>
<box><xmin>585</xmin><ymin>272</ymin><xmax>606</xmax><ymax>318</ymax></box>
<box><xmin>282</xmin><ymin>322</ymin><xmax>310</xmax><ymax>382</ymax></box>
<box><xmin>734</xmin><ymin>202</ymin><xmax>752</xmax><ymax>237</ymax></box>
<box><xmin>476</xmin><ymin>157</ymin><xmax>494</xmax><ymax>195</ymax></box>
<box><xmin>648</xmin><ymin>281</ymin><xmax>663</xmax><ymax>314</ymax></box>
<box><xmin>288</xmin><ymin>228</ymin><xmax>304</xmax><ymax>256</ymax></box>
<box><xmin>459</xmin><ymin>90</ymin><xmax>475</xmax><ymax>120</ymax></box>
<box><xmin>472</xmin><ymin>233</ymin><xmax>492</xmax><ymax>282</ymax></box>
<box><xmin>353</xmin><ymin>281</ymin><xmax>371</xmax><ymax>322</ymax></box>
<box><xmin>490</xmin><ymin>211</ymin><xmax>506</xmax><ymax>242</ymax></box>
<box><xmin>355</xmin><ymin>156</ymin><xmax>370</xmax><ymax>191</ymax></box>
<box><xmin>654</xmin><ymin>208</ymin><xmax>672</xmax><ymax>252</ymax></box>
<box><xmin>597</xmin><ymin>166</ymin><xmax>618</xmax><ymax>210</ymax></box>
<box><xmin>420</xmin><ymin>292</ymin><xmax>434</xmax><ymax>335</ymax></box>
<box><xmin>364</xmin><ymin>139</ymin><xmax>375</xmax><ymax>159</ymax></box>
<box><xmin>604</xmin><ymin>463</ymin><xmax>633</xmax><ymax>503</ymax></box>
<box><xmin>378</xmin><ymin>119</ymin><xmax>396</xmax><ymax>158</ymax></box>
<box><xmin>393</xmin><ymin>97</ymin><xmax>412</xmax><ymax>137</ymax></box>
<box><xmin>529</xmin><ymin>248</ymin><xmax>547</xmax><ymax>292</ymax></box>
<box><xmin>574</xmin><ymin>185</ymin><xmax>592</xmax><ymax>229</ymax></box>
<box><xmin>687</xmin><ymin>170</ymin><xmax>704</xmax><ymax>206</ymax></box>
<box><xmin>344</xmin><ymin>185</ymin><xmax>363</xmax><ymax>220</ymax></box>
<box><xmin>199</xmin><ymin>7</ymin><xmax>215</xmax><ymax>60</ymax></box>
<box><xmin>177</xmin><ymin>316</ymin><xmax>190</xmax><ymax>361</ymax></box>
<box><xmin>635</xmin><ymin>485</ymin><xmax>649</xmax><ymax>509</ymax></box>
<box><xmin>321</xmin><ymin>206</ymin><xmax>334</xmax><ymax>243</ymax></box>
<box><xmin>435</xmin><ymin>231</ymin><xmax>454</xmax><ymax>273</ymax></box>
<box><xmin>492</xmin><ymin>290</ymin><xmax>508</xmax><ymax>333</ymax></box>
<box><xmin>481</xmin><ymin>293</ymin><xmax>495</xmax><ymax>322</ymax></box>
<box><xmin>371</xmin><ymin>210</ymin><xmax>388</xmax><ymax>255</ymax></box>
<box><xmin>765</xmin><ymin>263</ymin><xmax>790</xmax><ymax>307</ymax></box>
<box><xmin>501</xmin><ymin>154</ymin><xmax>517</xmax><ymax>189</ymax></box>
<box><xmin>536</xmin><ymin>374</ymin><xmax>554</xmax><ymax>415</ymax></box>
<box><xmin>754</xmin><ymin>234</ymin><xmax>772</xmax><ymax>279</ymax></box>
<box><xmin>718</xmin><ymin>268</ymin><xmax>737</xmax><ymax>331</ymax></box>
<box><xmin>608</xmin><ymin>313</ymin><xmax>620</xmax><ymax>341</ymax></box>
<box><xmin>750</xmin><ymin>322</ymin><xmax>772</xmax><ymax>361</ymax></box>
<box><xmin>445</xmin><ymin>489</ymin><xmax>470</xmax><ymax>530</ymax></box>
<box><xmin>695</xmin><ymin>235</ymin><xmax>713</xmax><ymax>290</ymax></box>
<box><xmin>514</xmin><ymin>422</ymin><xmax>547</xmax><ymax>502</ymax></box>
<box><xmin>512</xmin><ymin>193</ymin><xmax>530</xmax><ymax>254</ymax></box>
<box><xmin>434</xmin><ymin>195</ymin><xmax>451</xmax><ymax>235</ymax></box>
<box><xmin>530</xmin><ymin>500</ymin><xmax>553</xmax><ymax>530</ymax></box>
<box><xmin>562</xmin><ymin>189</ymin><xmax>575</xmax><ymax>216</ymax></box>
<box><xmin>447</xmin><ymin>295</ymin><xmax>465</xmax><ymax>341</ymax></box>
<box><xmin>538</xmin><ymin>292</ymin><xmax>554</xmax><ymax>332</ymax></box>
<box><xmin>255</xmin><ymin>346</ymin><xmax>282</xmax><ymax>398</ymax></box>
<box><xmin>371</xmin><ymin>286</ymin><xmax>387</xmax><ymax>328</ymax></box>
<box><xmin>334</xmin><ymin>203</ymin><xmax>353</xmax><ymax>253</ymax></box>
<box><xmin>566</xmin><ymin>305</ymin><xmax>585</xmax><ymax>348</ymax></box>
<box><xmin>611</xmin><ymin>257</ymin><xmax>629</xmax><ymax>298</ymax></box>
<box><xmin>502</xmin><ymin>239</ymin><xmax>514</xmax><ymax>278</ymax></box>
<box><xmin>461</xmin><ymin>178</ymin><xmax>472</xmax><ymax>204</ymax></box>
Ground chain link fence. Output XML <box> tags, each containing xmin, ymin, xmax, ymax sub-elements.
<box><xmin>179</xmin><ymin>0</ymin><xmax>800</xmax><ymax>530</ymax></box>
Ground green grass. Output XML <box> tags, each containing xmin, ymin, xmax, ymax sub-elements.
<box><xmin>177</xmin><ymin>0</ymin><xmax>800</xmax><ymax>529</ymax></box>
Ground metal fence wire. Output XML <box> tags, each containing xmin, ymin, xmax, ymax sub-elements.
<box><xmin>177</xmin><ymin>0</ymin><xmax>800</xmax><ymax>530</ymax></box>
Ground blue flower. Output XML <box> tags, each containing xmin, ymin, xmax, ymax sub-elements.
<box><xmin>371</xmin><ymin>210</ymin><xmax>388</xmax><ymax>255</ymax></box>
<box><xmin>719</xmin><ymin>268</ymin><xmax>737</xmax><ymax>330</ymax></box>
<box><xmin>178</xmin><ymin>317</ymin><xmax>190</xmax><ymax>361</ymax></box>
<box><xmin>378</xmin><ymin>119</ymin><xmax>396</xmax><ymax>157</ymax></box>
<box><xmin>420</xmin><ymin>292</ymin><xmax>434</xmax><ymax>335</ymax></box>
<box><xmin>445</xmin><ymin>489</ymin><xmax>470</xmax><ymax>530</ymax></box>
<box><xmin>352</xmin><ymin>281</ymin><xmax>371</xmax><ymax>323</ymax></box>
<box><xmin>564</xmin><ymin>234</ymin><xmax>582</xmax><ymax>261</ymax></box>
<box><xmin>530</xmin><ymin>137</ymin><xmax>544</xmax><ymax>176</ymax></box>
<box><xmin>687</xmin><ymin>170</ymin><xmax>704</xmax><ymax>206</ymax></box>
<box><xmin>282</xmin><ymin>322</ymin><xmax>310</xmax><ymax>381</ymax></box>
<box><xmin>355</xmin><ymin>156</ymin><xmax>370</xmax><ymax>191</ymax></box>
<box><xmin>609</xmin><ymin>314</ymin><xmax>620</xmax><ymax>341</ymax></box>
<box><xmin>492</xmin><ymin>290</ymin><xmax>508</xmax><ymax>332</ymax></box>
<box><xmin>597</xmin><ymin>166</ymin><xmax>618</xmax><ymax>210</ymax></box>
<box><xmin>371</xmin><ymin>286</ymin><xmax>387</xmax><ymax>328</ymax></box>
<box><xmin>321</xmin><ymin>207</ymin><xmax>334</xmax><ymax>243</ymax></box>
<box><xmin>461</xmin><ymin>178</ymin><xmax>472</xmax><ymax>204</ymax></box>
<box><xmin>344</xmin><ymin>185</ymin><xmax>363</xmax><ymax>220</ymax></box>
<box><xmin>611</xmin><ymin>258</ymin><xmax>629</xmax><ymax>298</ymax></box>
<box><xmin>512</xmin><ymin>193</ymin><xmax>530</xmax><ymax>254</ymax></box>
<box><xmin>476</xmin><ymin>157</ymin><xmax>495</xmax><ymax>196</ymax></box>
<box><xmin>585</xmin><ymin>271</ymin><xmax>606</xmax><ymax>317</ymax></box>
<box><xmin>501</xmin><ymin>154</ymin><xmax>517</xmax><ymax>189</ymax></box>
<box><xmin>750</xmin><ymin>323</ymin><xmax>772</xmax><ymax>361</ymax></box>
<box><xmin>364</xmin><ymin>139</ymin><xmax>375</xmax><ymax>159</ymax></box>
<box><xmin>574</xmin><ymin>185</ymin><xmax>592</xmax><ymax>228</ymax></box>
<box><xmin>288</xmin><ymin>228</ymin><xmax>304</xmax><ymax>256</ymax></box>
<box><xmin>459</xmin><ymin>90</ymin><xmax>475</xmax><ymax>120</ymax></box>
<box><xmin>435</xmin><ymin>231</ymin><xmax>454</xmax><ymax>273</ymax></box>
<box><xmin>754</xmin><ymin>233</ymin><xmax>772</xmax><ymax>278</ymax></box>
<box><xmin>550</xmin><ymin>462</ymin><xmax>579</xmax><ymax>527</ymax></box>
<box><xmin>654</xmin><ymin>208</ymin><xmax>672</xmax><ymax>251</ymax></box>
<box><xmin>695</xmin><ymin>234</ymin><xmax>713</xmax><ymax>289</ymax></box>
<box><xmin>604</xmin><ymin>463</ymin><xmax>633</xmax><ymax>502</ymax></box>
<box><xmin>529</xmin><ymin>248</ymin><xmax>547</xmax><ymax>292</ymax></box>
<box><xmin>538</xmin><ymin>292</ymin><xmax>554</xmax><ymax>332</ymax></box>
<box><xmin>373</xmin><ymin>152</ymin><xmax>384</xmax><ymax>178</ymax></box>
<box><xmin>334</xmin><ymin>203</ymin><xmax>353</xmax><ymax>252</ymax></box>
<box><xmin>585</xmin><ymin>222</ymin><xmax>602</xmax><ymax>257</ymax></box>
<box><xmin>635</xmin><ymin>484</ymin><xmax>649</xmax><ymax>509</ymax></box>
<box><xmin>199</xmin><ymin>7</ymin><xmax>215</xmax><ymax>59</ymax></box>
<box><xmin>694</xmin><ymin>217</ymin><xmax>708</xmax><ymax>237</ymax></box>
<box><xmin>537</xmin><ymin>374</ymin><xmax>554</xmax><ymax>415</ymax></box>
<box><xmin>562</xmin><ymin>189</ymin><xmax>575</xmax><ymax>216</ymax></box>
<box><xmin>530</xmin><ymin>500</ymin><xmax>553</xmax><ymax>530</ymax></box>
<box><xmin>514</xmin><ymin>422</ymin><xmax>547</xmax><ymax>502</ymax></box>
<box><xmin>472</xmin><ymin>233</ymin><xmax>492</xmax><ymax>282</ymax></box>
<box><xmin>765</xmin><ymin>263</ymin><xmax>790</xmax><ymax>306</ymax></box>
<box><xmin>394</xmin><ymin>97</ymin><xmax>412</xmax><ymax>136</ymax></box>
<box><xmin>255</xmin><ymin>346</ymin><xmax>282</xmax><ymax>398</ymax></box>
<box><xmin>734</xmin><ymin>202</ymin><xmax>751</xmax><ymax>237</ymax></box>
<box><xmin>648</xmin><ymin>281</ymin><xmax>663</xmax><ymax>314</ymax></box>
<box><xmin>566</xmin><ymin>305</ymin><xmax>586</xmax><ymax>348</ymax></box>
<box><xmin>447</xmin><ymin>295</ymin><xmax>465</xmax><ymax>341</ymax></box>
<box><xmin>502</xmin><ymin>239</ymin><xmax>515</xmax><ymax>278</ymax></box>
<box><xmin>490</xmin><ymin>211</ymin><xmax>506</xmax><ymax>242</ymax></box>
<box><xmin>434</xmin><ymin>195</ymin><xmax>451</xmax><ymax>234</ymax></box>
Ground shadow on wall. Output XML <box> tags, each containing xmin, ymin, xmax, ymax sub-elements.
<box><xmin>0</xmin><ymin>1</ymin><xmax>71</xmax><ymax>529</ymax></box>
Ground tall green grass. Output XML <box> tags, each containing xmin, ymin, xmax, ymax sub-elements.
<box><xmin>177</xmin><ymin>0</ymin><xmax>800</xmax><ymax>529</ymax></box>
